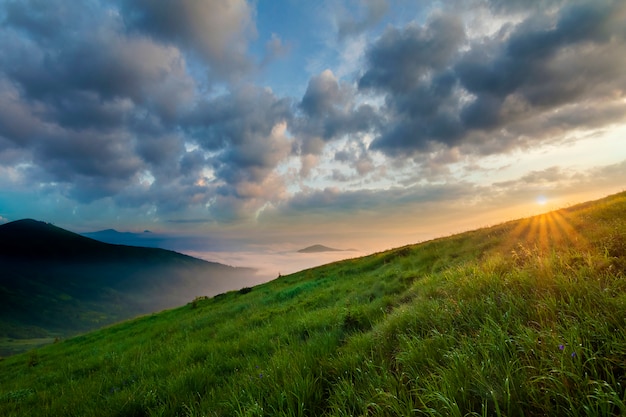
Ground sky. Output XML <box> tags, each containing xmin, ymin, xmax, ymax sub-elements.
<box><xmin>1</xmin><ymin>0</ymin><xmax>625</xmax><ymax>279</ymax></box>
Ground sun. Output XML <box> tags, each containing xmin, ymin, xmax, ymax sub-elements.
<box><xmin>536</xmin><ymin>195</ymin><xmax>548</xmax><ymax>205</ymax></box>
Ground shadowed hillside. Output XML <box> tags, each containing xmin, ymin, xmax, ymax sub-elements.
<box><xmin>1</xmin><ymin>192</ymin><xmax>626</xmax><ymax>416</ymax></box>
<box><xmin>0</xmin><ymin>219</ymin><xmax>254</xmax><ymax>356</ymax></box>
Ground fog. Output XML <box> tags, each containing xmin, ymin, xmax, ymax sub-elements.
<box><xmin>186</xmin><ymin>248</ymin><xmax>365</xmax><ymax>284</ymax></box>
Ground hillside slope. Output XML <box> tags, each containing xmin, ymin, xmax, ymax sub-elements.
<box><xmin>0</xmin><ymin>219</ymin><xmax>254</xmax><ymax>355</ymax></box>
<box><xmin>1</xmin><ymin>193</ymin><xmax>625</xmax><ymax>416</ymax></box>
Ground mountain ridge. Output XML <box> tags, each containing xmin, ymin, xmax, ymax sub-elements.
<box><xmin>81</xmin><ymin>228</ymin><xmax>163</xmax><ymax>248</ymax></box>
<box><xmin>0</xmin><ymin>219</ymin><xmax>255</xmax><ymax>355</ymax></box>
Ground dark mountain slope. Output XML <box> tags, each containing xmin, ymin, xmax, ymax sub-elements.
<box><xmin>0</xmin><ymin>219</ymin><xmax>254</xmax><ymax>354</ymax></box>
<box><xmin>1</xmin><ymin>219</ymin><xmax>197</xmax><ymax>262</ymax></box>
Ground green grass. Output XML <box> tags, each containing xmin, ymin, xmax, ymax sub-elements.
<box><xmin>1</xmin><ymin>192</ymin><xmax>626</xmax><ymax>416</ymax></box>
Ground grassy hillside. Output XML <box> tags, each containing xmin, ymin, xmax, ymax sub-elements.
<box><xmin>1</xmin><ymin>192</ymin><xmax>625</xmax><ymax>416</ymax></box>
<box><xmin>0</xmin><ymin>220</ymin><xmax>254</xmax><ymax>356</ymax></box>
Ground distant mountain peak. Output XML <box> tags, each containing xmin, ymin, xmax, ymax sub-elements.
<box><xmin>297</xmin><ymin>244</ymin><xmax>343</xmax><ymax>253</ymax></box>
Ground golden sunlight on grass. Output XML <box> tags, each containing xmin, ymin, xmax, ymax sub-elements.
<box><xmin>504</xmin><ymin>208</ymin><xmax>589</xmax><ymax>253</ymax></box>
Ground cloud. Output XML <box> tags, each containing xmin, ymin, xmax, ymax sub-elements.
<box><xmin>368</xmin><ymin>70</ymin><xmax>465</xmax><ymax>155</ymax></box>
<box><xmin>118</xmin><ymin>0</ymin><xmax>255</xmax><ymax>79</ymax></box>
<box><xmin>3</xmin><ymin>0</ymin><xmax>81</xmax><ymax>39</ymax></box>
<box><xmin>493</xmin><ymin>166</ymin><xmax>569</xmax><ymax>189</ymax></box>
<box><xmin>457</xmin><ymin>1</ymin><xmax>626</xmax><ymax>107</ymax></box>
<box><xmin>337</xmin><ymin>0</ymin><xmax>389</xmax><ymax>39</ymax></box>
<box><xmin>478</xmin><ymin>160</ymin><xmax>626</xmax><ymax>213</ymax></box>
<box><xmin>0</xmin><ymin>3</ymin><xmax>194</xmax><ymax>203</ymax></box>
<box><xmin>0</xmin><ymin>1</ymin><xmax>294</xmax><ymax>220</ymax></box>
<box><xmin>0</xmin><ymin>1</ymin><xmax>253</xmax><ymax>221</ymax></box>
<box><xmin>112</xmin><ymin>87</ymin><xmax>294</xmax><ymax>220</ymax></box>
<box><xmin>359</xmin><ymin>13</ymin><xmax>466</xmax><ymax>93</ymax></box>
<box><xmin>294</xmin><ymin>70</ymin><xmax>379</xmax><ymax>157</ymax></box>
<box><xmin>2</xmin><ymin>3</ymin><xmax>196</xmax><ymax>118</ymax></box>
<box><xmin>0</xmin><ymin>77</ymin><xmax>46</xmax><ymax>147</ymax></box>
<box><xmin>265</xmin><ymin>180</ymin><xmax>476</xmax><ymax>219</ymax></box>
<box><xmin>0</xmin><ymin>0</ymin><xmax>624</xmax><ymax>232</ymax></box>
<box><xmin>356</xmin><ymin>1</ymin><xmax>626</xmax><ymax>158</ymax></box>
<box><xmin>261</xmin><ymin>34</ymin><xmax>291</xmax><ymax>67</ymax></box>
<box><xmin>301</xmin><ymin>70</ymin><xmax>352</xmax><ymax>118</ymax></box>
<box><xmin>333</xmin><ymin>140</ymin><xmax>377</xmax><ymax>177</ymax></box>
<box><xmin>493</xmin><ymin>161</ymin><xmax>626</xmax><ymax>193</ymax></box>
<box><xmin>356</xmin><ymin>13</ymin><xmax>466</xmax><ymax>155</ymax></box>
<box><xmin>181</xmin><ymin>86</ymin><xmax>293</xmax><ymax>220</ymax></box>
<box><xmin>485</xmin><ymin>0</ymin><xmax>567</xmax><ymax>14</ymax></box>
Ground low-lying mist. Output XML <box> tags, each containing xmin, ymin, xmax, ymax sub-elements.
<box><xmin>185</xmin><ymin>249</ymin><xmax>364</xmax><ymax>282</ymax></box>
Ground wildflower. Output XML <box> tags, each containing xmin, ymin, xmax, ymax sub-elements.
<box><xmin>558</xmin><ymin>344</ymin><xmax>565</xmax><ymax>351</ymax></box>
<box><xmin>571</xmin><ymin>352</ymin><xmax>576</xmax><ymax>358</ymax></box>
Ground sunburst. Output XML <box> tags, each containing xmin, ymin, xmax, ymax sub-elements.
<box><xmin>505</xmin><ymin>208</ymin><xmax>588</xmax><ymax>254</ymax></box>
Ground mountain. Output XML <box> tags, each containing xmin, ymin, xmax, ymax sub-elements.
<box><xmin>297</xmin><ymin>244</ymin><xmax>344</xmax><ymax>253</ymax></box>
<box><xmin>1</xmin><ymin>192</ymin><xmax>626</xmax><ymax>416</ymax></box>
<box><xmin>82</xmin><ymin>228</ymin><xmax>165</xmax><ymax>248</ymax></box>
<box><xmin>0</xmin><ymin>219</ymin><xmax>255</xmax><ymax>355</ymax></box>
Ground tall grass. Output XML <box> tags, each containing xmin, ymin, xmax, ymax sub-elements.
<box><xmin>1</xmin><ymin>192</ymin><xmax>625</xmax><ymax>416</ymax></box>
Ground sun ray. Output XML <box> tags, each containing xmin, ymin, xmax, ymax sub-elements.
<box><xmin>526</xmin><ymin>215</ymin><xmax>541</xmax><ymax>248</ymax></box>
<box><xmin>546</xmin><ymin>209</ymin><xmax>589</xmax><ymax>250</ymax></box>
<box><xmin>501</xmin><ymin>205</ymin><xmax>591</xmax><ymax>259</ymax></box>
<box><xmin>538</xmin><ymin>214</ymin><xmax>551</xmax><ymax>251</ymax></box>
<box><xmin>507</xmin><ymin>217</ymin><xmax>533</xmax><ymax>245</ymax></box>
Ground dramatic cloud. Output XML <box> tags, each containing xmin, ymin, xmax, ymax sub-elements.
<box><xmin>182</xmin><ymin>86</ymin><xmax>292</xmax><ymax>220</ymax></box>
<box><xmin>0</xmin><ymin>0</ymin><xmax>293</xmax><ymax>220</ymax></box>
<box><xmin>358</xmin><ymin>13</ymin><xmax>467</xmax><ymax>154</ymax></box>
<box><xmin>0</xmin><ymin>0</ymin><xmax>198</xmax><ymax>204</ymax></box>
<box><xmin>457</xmin><ymin>1</ymin><xmax>626</xmax><ymax>124</ymax></box>
<box><xmin>0</xmin><ymin>0</ymin><xmax>624</xmax><ymax>243</ymax></box>
<box><xmin>2</xmin><ymin>3</ymin><xmax>195</xmax><ymax>113</ymax></box>
<box><xmin>118</xmin><ymin>0</ymin><xmax>255</xmax><ymax>79</ymax></box>
<box><xmin>294</xmin><ymin>69</ymin><xmax>378</xmax><ymax>156</ymax></box>
<box><xmin>358</xmin><ymin>1</ymin><xmax>626</xmax><ymax>157</ymax></box>
<box><xmin>359</xmin><ymin>13</ymin><xmax>466</xmax><ymax>93</ymax></box>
